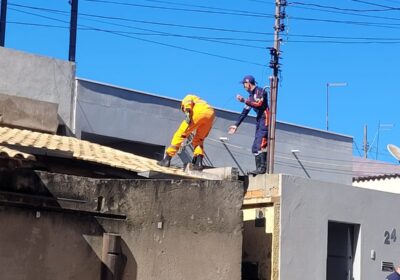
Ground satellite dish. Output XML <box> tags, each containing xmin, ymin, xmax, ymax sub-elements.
<box><xmin>387</xmin><ymin>144</ymin><xmax>400</xmax><ymax>162</ymax></box>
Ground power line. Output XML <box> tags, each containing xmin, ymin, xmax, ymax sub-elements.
<box><xmin>142</xmin><ymin>0</ymin><xmax>261</xmax><ymax>15</ymax></box>
<box><xmin>291</xmin><ymin>1</ymin><xmax>400</xmax><ymax>12</ymax></box>
<box><xmin>13</xmin><ymin>3</ymin><xmax>400</xmax><ymax>45</ymax></box>
<box><xmin>8</xmin><ymin>20</ymin><xmax>69</xmax><ymax>29</ymax></box>
<box><xmin>9</xmin><ymin>7</ymin><xmax>69</xmax><ymax>24</ymax></box>
<box><xmin>7</xmin><ymin>19</ymin><xmax>271</xmax><ymax>46</ymax></box>
<box><xmin>82</xmin><ymin>28</ymin><xmax>267</xmax><ymax>66</ymax></box>
<box><xmin>285</xmin><ymin>39</ymin><xmax>400</xmax><ymax>44</ymax></box>
<box><xmin>10</xmin><ymin>5</ymin><xmax>269</xmax><ymax>49</ymax></box>
<box><xmin>256</xmin><ymin>0</ymin><xmax>400</xmax><ymax>23</ymax></box>
<box><xmin>12</xmin><ymin>16</ymin><xmax>400</xmax><ymax>45</ymax></box>
<box><xmin>83</xmin><ymin>0</ymin><xmax>274</xmax><ymax>19</ymax></box>
<box><xmin>9</xmin><ymin>3</ymin><xmax>276</xmax><ymax>35</ymax></box>
<box><xmin>10</xmin><ymin>7</ymin><xmax>266</xmax><ymax>66</ymax></box>
<box><xmin>82</xmin><ymin>0</ymin><xmax>400</xmax><ymax>29</ymax></box>
<box><xmin>11</xmin><ymin>1</ymin><xmax>400</xmax><ymax>42</ymax></box>
<box><xmin>351</xmin><ymin>0</ymin><xmax>397</xmax><ymax>9</ymax></box>
<box><xmin>383</xmin><ymin>0</ymin><xmax>400</xmax><ymax>4</ymax></box>
<box><xmin>78</xmin><ymin>14</ymin><xmax>268</xmax><ymax>49</ymax></box>
<box><xmin>290</xmin><ymin>15</ymin><xmax>400</xmax><ymax>29</ymax></box>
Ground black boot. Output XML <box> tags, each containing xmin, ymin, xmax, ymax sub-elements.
<box><xmin>248</xmin><ymin>152</ymin><xmax>267</xmax><ymax>175</ymax></box>
<box><xmin>192</xmin><ymin>155</ymin><xmax>204</xmax><ymax>171</ymax></box>
<box><xmin>248</xmin><ymin>154</ymin><xmax>261</xmax><ymax>175</ymax></box>
<box><xmin>157</xmin><ymin>155</ymin><xmax>172</xmax><ymax>167</ymax></box>
<box><xmin>258</xmin><ymin>152</ymin><xmax>267</xmax><ymax>174</ymax></box>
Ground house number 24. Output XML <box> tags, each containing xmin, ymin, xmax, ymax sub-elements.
<box><xmin>384</xmin><ymin>229</ymin><xmax>397</xmax><ymax>245</ymax></box>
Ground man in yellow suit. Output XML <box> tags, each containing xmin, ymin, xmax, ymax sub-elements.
<box><xmin>157</xmin><ymin>94</ymin><xmax>215</xmax><ymax>170</ymax></box>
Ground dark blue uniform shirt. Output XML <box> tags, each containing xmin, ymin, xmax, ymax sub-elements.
<box><xmin>235</xmin><ymin>86</ymin><xmax>269</xmax><ymax>127</ymax></box>
<box><xmin>387</xmin><ymin>271</ymin><xmax>400</xmax><ymax>280</ymax></box>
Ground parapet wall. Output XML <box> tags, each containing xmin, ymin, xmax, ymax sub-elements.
<box><xmin>0</xmin><ymin>47</ymin><xmax>75</xmax><ymax>129</ymax></box>
<box><xmin>0</xmin><ymin>169</ymin><xmax>243</xmax><ymax>280</ymax></box>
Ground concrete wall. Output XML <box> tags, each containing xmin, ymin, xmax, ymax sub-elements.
<box><xmin>76</xmin><ymin>79</ymin><xmax>353</xmax><ymax>184</ymax></box>
<box><xmin>279</xmin><ymin>174</ymin><xmax>400</xmax><ymax>280</ymax></box>
<box><xmin>0</xmin><ymin>169</ymin><xmax>243</xmax><ymax>280</ymax></box>
<box><xmin>0</xmin><ymin>47</ymin><xmax>76</xmax><ymax>128</ymax></box>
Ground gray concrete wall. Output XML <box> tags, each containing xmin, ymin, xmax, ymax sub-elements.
<box><xmin>76</xmin><ymin>79</ymin><xmax>353</xmax><ymax>184</ymax></box>
<box><xmin>0</xmin><ymin>93</ymin><xmax>59</xmax><ymax>133</ymax></box>
<box><xmin>279</xmin><ymin>174</ymin><xmax>400</xmax><ymax>280</ymax></box>
<box><xmin>0</xmin><ymin>47</ymin><xmax>76</xmax><ymax>128</ymax></box>
<box><xmin>0</xmin><ymin>169</ymin><xmax>243</xmax><ymax>280</ymax></box>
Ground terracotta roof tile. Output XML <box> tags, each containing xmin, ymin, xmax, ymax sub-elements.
<box><xmin>353</xmin><ymin>173</ymin><xmax>400</xmax><ymax>182</ymax></box>
<box><xmin>0</xmin><ymin>126</ymin><xmax>199</xmax><ymax>178</ymax></box>
<box><xmin>0</xmin><ymin>145</ymin><xmax>36</xmax><ymax>161</ymax></box>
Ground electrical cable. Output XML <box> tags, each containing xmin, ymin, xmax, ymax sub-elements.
<box><xmin>9</xmin><ymin>7</ymin><xmax>267</xmax><ymax>66</ymax></box>
<box><xmin>83</xmin><ymin>0</ymin><xmax>274</xmax><ymax>19</ymax></box>
<box><xmin>290</xmin><ymin>1</ymin><xmax>399</xmax><ymax>12</ymax></box>
<box><xmin>11</xmin><ymin>3</ymin><xmax>400</xmax><ymax>42</ymax></box>
<box><xmin>351</xmin><ymin>0</ymin><xmax>397</xmax><ymax>9</ymax></box>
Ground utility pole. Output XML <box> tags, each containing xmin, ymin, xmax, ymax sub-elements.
<box><xmin>69</xmin><ymin>0</ymin><xmax>79</xmax><ymax>62</ymax></box>
<box><xmin>267</xmin><ymin>0</ymin><xmax>286</xmax><ymax>174</ymax></box>
<box><xmin>363</xmin><ymin>125</ymin><xmax>368</xmax><ymax>158</ymax></box>
<box><xmin>0</xmin><ymin>0</ymin><xmax>7</xmax><ymax>46</ymax></box>
<box><xmin>326</xmin><ymin>82</ymin><xmax>347</xmax><ymax>131</ymax></box>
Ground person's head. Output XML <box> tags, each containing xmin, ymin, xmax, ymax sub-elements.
<box><xmin>240</xmin><ymin>75</ymin><xmax>257</xmax><ymax>92</ymax></box>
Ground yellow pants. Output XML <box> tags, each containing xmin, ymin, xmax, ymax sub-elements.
<box><xmin>166</xmin><ymin>107</ymin><xmax>215</xmax><ymax>157</ymax></box>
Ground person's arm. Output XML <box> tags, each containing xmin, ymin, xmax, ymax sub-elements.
<box><xmin>235</xmin><ymin>106</ymin><xmax>250</xmax><ymax>127</ymax></box>
<box><xmin>228</xmin><ymin>94</ymin><xmax>250</xmax><ymax>134</ymax></box>
<box><xmin>228</xmin><ymin>106</ymin><xmax>250</xmax><ymax>134</ymax></box>
<box><xmin>244</xmin><ymin>88</ymin><xmax>267</xmax><ymax>109</ymax></box>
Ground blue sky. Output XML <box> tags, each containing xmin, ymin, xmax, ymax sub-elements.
<box><xmin>4</xmin><ymin>0</ymin><xmax>400</xmax><ymax>163</ymax></box>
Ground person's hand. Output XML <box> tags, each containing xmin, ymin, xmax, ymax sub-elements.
<box><xmin>236</xmin><ymin>94</ymin><xmax>245</xmax><ymax>103</ymax></box>
<box><xmin>228</xmin><ymin>125</ymin><xmax>237</xmax><ymax>134</ymax></box>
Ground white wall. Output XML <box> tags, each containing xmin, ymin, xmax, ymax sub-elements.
<box><xmin>353</xmin><ymin>178</ymin><xmax>400</xmax><ymax>194</ymax></box>
<box><xmin>280</xmin><ymin>174</ymin><xmax>400</xmax><ymax>280</ymax></box>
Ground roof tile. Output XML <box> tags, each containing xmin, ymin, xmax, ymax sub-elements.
<box><xmin>0</xmin><ymin>126</ymin><xmax>200</xmax><ymax>178</ymax></box>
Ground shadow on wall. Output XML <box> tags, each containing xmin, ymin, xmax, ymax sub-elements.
<box><xmin>0</xmin><ymin>168</ymin><xmax>137</xmax><ymax>280</ymax></box>
<box><xmin>242</xmin><ymin>220</ymin><xmax>272</xmax><ymax>280</ymax></box>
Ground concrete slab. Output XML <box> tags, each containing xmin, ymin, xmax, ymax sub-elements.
<box><xmin>0</xmin><ymin>93</ymin><xmax>58</xmax><ymax>133</ymax></box>
<box><xmin>243</xmin><ymin>174</ymin><xmax>281</xmax><ymax>206</ymax></box>
<box><xmin>246</xmin><ymin>173</ymin><xmax>281</xmax><ymax>191</ymax></box>
<box><xmin>184</xmin><ymin>165</ymin><xmax>240</xmax><ymax>180</ymax></box>
<box><xmin>137</xmin><ymin>170</ymin><xmax>188</xmax><ymax>180</ymax></box>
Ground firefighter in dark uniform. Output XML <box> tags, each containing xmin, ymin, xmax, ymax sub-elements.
<box><xmin>228</xmin><ymin>75</ymin><xmax>269</xmax><ymax>175</ymax></box>
<box><xmin>387</xmin><ymin>264</ymin><xmax>400</xmax><ymax>280</ymax></box>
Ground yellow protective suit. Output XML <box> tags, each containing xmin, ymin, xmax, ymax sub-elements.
<box><xmin>166</xmin><ymin>95</ymin><xmax>215</xmax><ymax>157</ymax></box>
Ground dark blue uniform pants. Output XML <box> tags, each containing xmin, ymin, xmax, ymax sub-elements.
<box><xmin>252</xmin><ymin>117</ymin><xmax>268</xmax><ymax>154</ymax></box>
